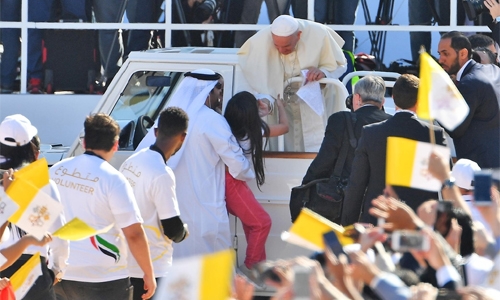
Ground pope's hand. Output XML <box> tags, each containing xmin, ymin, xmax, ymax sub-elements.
<box><xmin>305</xmin><ymin>67</ymin><xmax>325</xmax><ymax>83</ymax></box>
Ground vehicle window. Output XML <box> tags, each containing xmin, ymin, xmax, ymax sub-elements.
<box><xmin>110</xmin><ymin>71</ymin><xmax>182</xmax><ymax>150</ymax></box>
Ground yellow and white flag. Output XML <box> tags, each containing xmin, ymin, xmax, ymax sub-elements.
<box><xmin>281</xmin><ymin>208</ymin><xmax>354</xmax><ymax>251</ymax></box>
<box><xmin>155</xmin><ymin>249</ymin><xmax>235</xmax><ymax>300</ymax></box>
<box><xmin>0</xmin><ymin>191</ymin><xmax>19</xmax><ymax>225</ymax></box>
<box><xmin>386</xmin><ymin>137</ymin><xmax>450</xmax><ymax>191</ymax></box>
<box><xmin>10</xmin><ymin>252</ymin><xmax>42</xmax><ymax>299</ymax></box>
<box><xmin>481</xmin><ymin>251</ymin><xmax>500</xmax><ymax>291</ymax></box>
<box><xmin>53</xmin><ymin>217</ymin><xmax>114</xmax><ymax>241</ymax></box>
<box><xmin>417</xmin><ymin>52</ymin><xmax>469</xmax><ymax>130</ymax></box>
<box><xmin>7</xmin><ymin>158</ymin><xmax>63</xmax><ymax>239</ymax></box>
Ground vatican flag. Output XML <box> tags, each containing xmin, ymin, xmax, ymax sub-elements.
<box><xmin>0</xmin><ymin>191</ymin><xmax>19</xmax><ymax>225</ymax></box>
<box><xmin>53</xmin><ymin>217</ymin><xmax>114</xmax><ymax>241</ymax></box>
<box><xmin>6</xmin><ymin>158</ymin><xmax>63</xmax><ymax>239</ymax></box>
<box><xmin>386</xmin><ymin>137</ymin><xmax>450</xmax><ymax>191</ymax></box>
<box><xmin>281</xmin><ymin>208</ymin><xmax>354</xmax><ymax>251</ymax></box>
<box><xmin>155</xmin><ymin>249</ymin><xmax>235</xmax><ymax>300</ymax></box>
<box><xmin>10</xmin><ymin>252</ymin><xmax>43</xmax><ymax>299</ymax></box>
<box><xmin>481</xmin><ymin>251</ymin><xmax>500</xmax><ymax>290</ymax></box>
<box><xmin>417</xmin><ymin>52</ymin><xmax>469</xmax><ymax>130</ymax></box>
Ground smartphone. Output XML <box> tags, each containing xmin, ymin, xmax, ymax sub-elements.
<box><xmin>391</xmin><ymin>230</ymin><xmax>430</xmax><ymax>252</ymax></box>
<box><xmin>292</xmin><ymin>265</ymin><xmax>312</xmax><ymax>300</ymax></box>
<box><xmin>435</xmin><ymin>288</ymin><xmax>462</xmax><ymax>300</ymax></box>
<box><xmin>252</xmin><ymin>261</ymin><xmax>281</xmax><ymax>285</ymax></box>
<box><xmin>437</xmin><ymin>200</ymin><xmax>453</xmax><ymax>213</ymax></box>
<box><xmin>474</xmin><ymin>171</ymin><xmax>492</xmax><ymax>206</ymax></box>
<box><xmin>323</xmin><ymin>231</ymin><xmax>346</xmax><ymax>257</ymax></box>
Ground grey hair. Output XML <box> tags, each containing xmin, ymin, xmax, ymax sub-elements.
<box><xmin>353</xmin><ymin>75</ymin><xmax>386</xmax><ymax>103</ymax></box>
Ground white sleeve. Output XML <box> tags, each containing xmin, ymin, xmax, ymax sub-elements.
<box><xmin>207</xmin><ymin>117</ymin><xmax>255</xmax><ymax>181</ymax></box>
<box><xmin>108</xmin><ymin>175</ymin><xmax>144</xmax><ymax>228</ymax></box>
<box><xmin>321</xmin><ymin>64</ymin><xmax>347</xmax><ymax>80</ymax></box>
<box><xmin>153</xmin><ymin>171</ymin><xmax>180</xmax><ymax>220</ymax></box>
<box><xmin>436</xmin><ymin>265</ymin><xmax>462</xmax><ymax>287</ymax></box>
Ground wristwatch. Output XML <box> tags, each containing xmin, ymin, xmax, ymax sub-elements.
<box><xmin>496</xmin><ymin>16</ymin><xmax>500</xmax><ymax>24</ymax></box>
<box><xmin>53</xmin><ymin>268</ymin><xmax>63</xmax><ymax>282</ymax></box>
<box><xmin>441</xmin><ymin>177</ymin><xmax>456</xmax><ymax>190</ymax></box>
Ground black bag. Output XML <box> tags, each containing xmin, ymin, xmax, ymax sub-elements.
<box><xmin>289</xmin><ymin>112</ymin><xmax>357</xmax><ymax>223</ymax></box>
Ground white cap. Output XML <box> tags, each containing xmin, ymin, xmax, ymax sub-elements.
<box><xmin>451</xmin><ymin>159</ymin><xmax>481</xmax><ymax>190</ymax></box>
<box><xmin>0</xmin><ymin>114</ymin><xmax>38</xmax><ymax>147</ymax></box>
<box><xmin>271</xmin><ymin>15</ymin><xmax>299</xmax><ymax>37</ymax></box>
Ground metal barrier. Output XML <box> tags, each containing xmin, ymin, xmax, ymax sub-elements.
<box><xmin>0</xmin><ymin>0</ymin><xmax>490</xmax><ymax>93</ymax></box>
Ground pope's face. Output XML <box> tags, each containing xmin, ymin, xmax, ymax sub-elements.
<box><xmin>272</xmin><ymin>31</ymin><xmax>301</xmax><ymax>55</ymax></box>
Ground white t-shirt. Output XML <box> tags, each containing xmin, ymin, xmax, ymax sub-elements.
<box><xmin>119</xmin><ymin>147</ymin><xmax>180</xmax><ymax>278</ymax></box>
<box><xmin>50</xmin><ymin>153</ymin><xmax>143</xmax><ymax>282</ymax></box>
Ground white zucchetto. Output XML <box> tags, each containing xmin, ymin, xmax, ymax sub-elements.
<box><xmin>271</xmin><ymin>15</ymin><xmax>299</xmax><ymax>37</ymax></box>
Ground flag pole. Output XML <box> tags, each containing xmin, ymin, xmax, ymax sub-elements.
<box><xmin>418</xmin><ymin>46</ymin><xmax>437</xmax><ymax>146</ymax></box>
<box><xmin>429</xmin><ymin>118</ymin><xmax>436</xmax><ymax>145</ymax></box>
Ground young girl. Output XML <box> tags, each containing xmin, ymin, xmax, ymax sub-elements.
<box><xmin>224</xmin><ymin>91</ymin><xmax>289</xmax><ymax>273</ymax></box>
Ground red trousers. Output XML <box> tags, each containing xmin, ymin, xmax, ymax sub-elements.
<box><xmin>225</xmin><ymin>170</ymin><xmax>272</xmax><ymax>268</ymax></box>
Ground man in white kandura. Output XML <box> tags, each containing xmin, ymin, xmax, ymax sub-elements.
<box><xmin>136</xmin><ymin>69</ymin><xmax>255</xmax><ymax>258</ymax></box>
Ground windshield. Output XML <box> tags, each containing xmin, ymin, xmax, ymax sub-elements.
<box><xmin>110</xmin><ymin>71</ymin><xmax>182</xmax><ymax>150</ymax></box>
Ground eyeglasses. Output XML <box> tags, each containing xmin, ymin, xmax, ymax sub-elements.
<box><xmin>215</xmin><ymin>82</ymin><xmax>222</xmax><ymax>89</ymax></box>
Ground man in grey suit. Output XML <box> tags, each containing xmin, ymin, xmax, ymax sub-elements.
<box><xmin>437</xmin><ymin>31</ymin><xmax>500</xmax><ymax>169</ymax></box>
<box><xmin>341</xmin><ymin>74</ymin><xmax>447</xmax><ymax>226</ymax></box>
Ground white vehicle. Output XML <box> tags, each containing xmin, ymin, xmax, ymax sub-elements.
<box><xmin>39</xmin><ymin>47</ymin><xmax>399</xmax><ymax>296</ymax></box>
<box><xmin>62</xmin><ymin>47</ymin><xmax>349</xmax><ymax>269</ymax></box>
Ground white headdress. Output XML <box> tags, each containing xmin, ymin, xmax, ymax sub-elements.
<box><xmin>135</xmin><ymin>69</ymin><xmax>219</xmax><ymax>169</ymax></box>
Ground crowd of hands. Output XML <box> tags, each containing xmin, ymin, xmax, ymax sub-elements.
<box><xmin>230</xmin><ymin>153</ymin><xmax>500</xmax><ymax>300</ymax></box>
<box><xmin>1</xmin><ymin>153</ymin><xmax>499</xmax><ymax>299</ymax></box>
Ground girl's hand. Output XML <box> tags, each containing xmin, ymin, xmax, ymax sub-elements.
<box><xmin>0</xmin><ymin>278</ymin><xmax>9</xmax><ymax>290</ymax></box>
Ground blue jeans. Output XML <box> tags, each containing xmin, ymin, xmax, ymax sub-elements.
<box><xmin>52</xmin><ymin>0</ymin><xmax>127</xmax><ymax>79</ymax></box>
<box><xmin>93</xmin><ymin>0</ymin><xmax>128</xmax><ymax>79</ymax></box>
<box><xmin>54</xmin><ymin>278</ymin><xmax>133</xmax><ymax>300</ymax></box>
<box><xmin>125</xmin><ymin>0</ymin><xmax>162</xmax><ymax>56</ymax></box>
<box><xmin>314</xmin><ymin>0</ymin><xmax>360</xmax><ymax>52</ymax></box>
<box><xmin>0</xmin><ymin>0</ymin><xmax>52</xmax><ymax>87</ymax></box>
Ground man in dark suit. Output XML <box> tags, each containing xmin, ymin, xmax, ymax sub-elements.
<box><xmin>300</xmin><ymin>76</ymin><xmax>391</xmax><ymax>223</ymax></box>
<box><xmin>302</xmin><ymin>75</ymin><xmax>391</xmax><ymax>184</ymax></box>
<box><xmin>437</xmin><ymin>31</ymin><xmax>500</xmax><ymax>169</ymax></box>
<box><xmin>341</xmin><ymin>74</ymin><xmax>447</xmax><ymax>226</ymax></box>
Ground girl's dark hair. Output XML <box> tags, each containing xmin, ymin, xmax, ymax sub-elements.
<box><xmin>224</xmin><ymin>91</ymin><xmax>270</xmax><ymax>187</ymax></box>
<box><xmin>0</xmin><ymin>135</ymin><xmax>40</xmax><ymax>170</ymax></box>
<box><xmin>1</xmin><ymin>135</ymin><xmax>40</xmax><ymax>238</ymax></box>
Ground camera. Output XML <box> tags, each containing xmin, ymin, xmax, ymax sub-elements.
<box><xmin>437</xmin><ymin>200</ymin><xmax>453</xmax><ymax>213</ymax></box>
<box><xmin>194</xmin><ymin>0</ymin><xmax>218</xmax><ymax>23</ymax></box>
<box><xmin>391</xmin><ymin>230</ymin><xmax>430</xmax><ymax>252</ymax></box>
<box><xmin>462</xmin><ymin>0</ymin><xmax>490</xmax><ymax>20</ymax></box>
<box><xmin>345</xmin><ymin>94</ymin><xmax>353</xmax><ymax>111</ymax></box>
<box><xmin>252</xmin><ymin>261</ymin><xmax>282</xmax><ymax>285</ymax></box>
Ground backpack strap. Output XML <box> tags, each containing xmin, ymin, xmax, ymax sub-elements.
<box><xmin>331</xmin><ymin>112</ymin><xmax>357</xmax><ymax>179</ymax></box>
